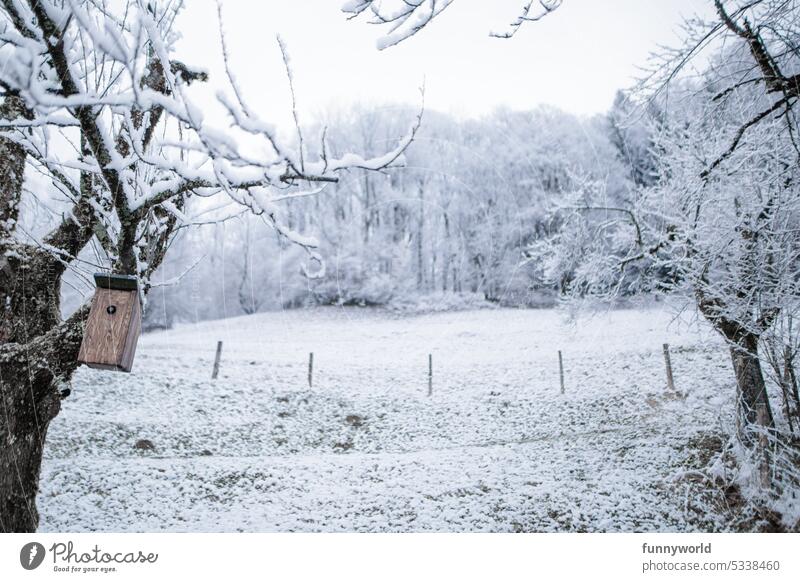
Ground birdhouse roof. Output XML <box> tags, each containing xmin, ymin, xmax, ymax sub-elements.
<box><xmin>93</xmin><ymin>272</ymin><xmax>139</xmax><ymax>292</ymax></box>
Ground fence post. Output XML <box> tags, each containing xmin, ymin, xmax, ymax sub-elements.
<box><xmin>428</xmin><ymin>354</ymin><xmax>433</xmax><ymax>397</ymax></box>
<box><xmin>756</xmin><ymin>403</ymin><xmax>772</xmax><ymax>489</ymax></box>
<box><xmin>558</xmin><ymin>350</ymin><xmax>565</xmax><ymax>394</ymax></box>
<box><xmin>663</xmin><ymin>343</ymin><xmax>676</xmax><ymax>393</ymax></box>
<box><xmin>308</xmin><ymin>352</ymin><xmax>314</xmax><ymax>388</ymax></box>
<box><xmin>211</xmin><ymin>341</ymin><xmax>223</xmax><ymax>380</ymax></box>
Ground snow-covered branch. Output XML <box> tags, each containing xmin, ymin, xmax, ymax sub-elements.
<box><xmin>0</xmin><ymin>0</ymin><xmax>421</xmax><ymax>285</ymax></box>
<box><xmin>342</xmin><ymin>0</ymin><xmax>561</xmax><ymax>49</ymax></box>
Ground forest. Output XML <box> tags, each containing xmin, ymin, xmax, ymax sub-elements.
<box><xmin>130</xmin><ymin>100</ymin><xmax>643</xmax><ymax>322</ymax></box>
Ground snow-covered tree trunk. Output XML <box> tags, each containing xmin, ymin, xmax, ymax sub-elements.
<box><xmin>0</xmin><ymin>307</ymin><xmax>87</xmax><ymax>532</ymax></box>
<box><xmin>726</xmin><ymin>328</ymin><xmax>775</xmax><ymax>432</ymax></box>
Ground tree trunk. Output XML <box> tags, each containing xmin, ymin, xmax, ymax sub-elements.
<box><xmin>697</xmin><ymin>290</ymin><xmax>777</xmax><ymax>438</ymax></box>
<box><xmin>0</xmin><ymin>307</ymin><xmax>87</xmax><ymax>532</ymax></box>
<box><xmin>0</xmin><ymin>93</ymin><xmax>74</xmax><ymax>532</ymax></box>
<box><xmin>783</xmin><ymin>344</ymin><xmax>800</xmax><ymax>428</ymax></box>
<box><xmin>728</xmin><ymin>331</ymin><xmax>775</xmax><ymax>435</ymax></box>
<box><xmin>0</xmin><ymin>369</ymin><xmax>62</xmax><ymax>532</ymax></box>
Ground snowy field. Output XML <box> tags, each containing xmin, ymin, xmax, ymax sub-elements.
<box><xmin>39</xmin><ymin>305</ymin><xmax>741</xmax><ymax>532</ymax></box>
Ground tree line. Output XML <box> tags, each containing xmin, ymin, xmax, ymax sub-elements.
<box><xmin>137</xmin><ymin>98</ymin><xmax>651</xmax><ymax>323</ymax></box>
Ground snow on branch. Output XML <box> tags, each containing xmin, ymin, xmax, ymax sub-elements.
<box><xmin>0</xmin><ymin>0</ymin><xmax>421</xmax><ymax>285</ymax></box>
<box><xmin>490</xmin><ymin>0</ymin><xmax>562</xmax><ymax>39</ymax></box>
<box><xmin>343</xmin><ymin>0</ymin><xmax>561</xmax><ymax>48</ymax></box>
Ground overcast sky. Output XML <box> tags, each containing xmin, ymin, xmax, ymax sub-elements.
<box><xmin>176</xmin><ymin>0</ymin><xmax>712</xmax><ymax>130</ymax></box>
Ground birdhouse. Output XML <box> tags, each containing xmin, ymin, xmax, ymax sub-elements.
<box><xmin>77</xmin><ymin>273</ymin><xmax>142</xmax><ymax>373</ymax></box>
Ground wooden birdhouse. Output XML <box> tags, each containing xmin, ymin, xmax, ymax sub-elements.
<box><xmin>78</xmin><ymin>273</ymin><xmax>142</xmax><ymax>373</ymax></box>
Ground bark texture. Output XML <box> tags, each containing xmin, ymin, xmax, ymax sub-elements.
<box><xmin>0</xmin><ymin>307</ymin><xmax>87</xmax><ymax>532</ymax></box>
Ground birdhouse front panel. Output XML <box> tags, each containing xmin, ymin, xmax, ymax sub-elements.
<box><xmin>78</xmin><ymin>274</ymin><xmax>142</xmax><ymax>372</ymax></box>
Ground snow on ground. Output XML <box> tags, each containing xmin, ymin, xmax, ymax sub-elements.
<box><xmin>39</xmin><ymin>305</ymin><xmax>738</xmax><ymax>532</ymax></box>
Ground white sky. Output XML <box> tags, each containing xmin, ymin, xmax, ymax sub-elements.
<box><xmin>175</xmin><ymin>0</ymin><xmax>712</xmax><ymax>130</ymax></box>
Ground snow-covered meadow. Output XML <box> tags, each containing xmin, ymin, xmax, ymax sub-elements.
<box><xmin>38</xmin><ymin>305</ymin><xmax>749</xmax><ymax>532</ymax></box>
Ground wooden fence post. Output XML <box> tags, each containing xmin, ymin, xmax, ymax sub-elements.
<box><xmin>663</xmin><ymin>343</ymin><xmax>676</xmax><ymax>393</ymax></box>
<box><xmin>211</xmin><ymin>341</ymin><xmax>223</xmax><ymax>380</ymax></box>
<box><xmin>308</xmin><ymin>352</ymin><xmax>314</xmax><ymax>388</ymax></box>
<box><xmin>428</xmin><ymin>354</ymin><xmax>433</xmax><ymax>397</ymax></box>
<box><xmin>558</xmin><ymin>350</ymin><xmax>565</xmax><ymax>394</ymax></box>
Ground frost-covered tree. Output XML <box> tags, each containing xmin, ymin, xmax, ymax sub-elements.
<box><xmin>0</xmin><ymin>0</ymin><xmax>418</xmax><ymax>532</ymax></box>
<box><xmin>531</xmin><ymin>0</ymin><xmax>800</xmax><ymax>435</ymax></box>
